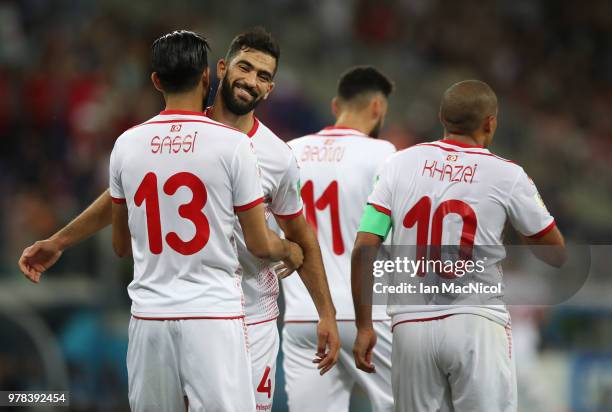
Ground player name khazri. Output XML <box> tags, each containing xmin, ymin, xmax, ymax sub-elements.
<box><xmin>373</xmin><ymin>282</ymin><xmax>502</xmax><ymax>294</ymax></box>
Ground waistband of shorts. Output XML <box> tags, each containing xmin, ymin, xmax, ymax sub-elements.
<box><xmin>284</xmin><ymin>319</ymin><xmax>390</xmax><ymax>324</ymax></box>
<box><xmin>246</xmin><ymin>316</ymin><xmax>279</xmax><ymax>326</ymax></box>
<box><xmin>392</xmin><ymin>314</ymin><xmax>454</xmax><ymax>332</ymax></box>
<box><xmin>132</xmin><ymin>314</ymin><xmax>245</xmax><ymax>321</ymax></box>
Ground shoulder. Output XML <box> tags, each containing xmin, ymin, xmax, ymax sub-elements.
<box><xmin>361</xmin><ymin>137</ymin><xmax>397</xmax><ymax>156</ymax></box>
<box><xmin>412</xmin><ymin>140</ymin><xmax>519</xmax><ymax>165</ymax></box>
<box><xmin>389</xmin><ymin>144</ymin><xmax>424</xmax><ymax>160</ymax></box>
<box><xmin>127</xmin><ymin>114</ymin><xmax>245</xmax><ymax>140</ymax></box>
<box><xmin>377</xmin><ymin>138</ymin><xmax>397</xmax><ymax>152</ymax></box>
<box><xmin>191</xmin><ymin>116</ymin><xmax>247</xmax><ymax>142</ymax></box>
<box><xmin>287</xmin><ymin>133</ymin><xmax>318</xmax><ymax>149</ymax></box>
<box><xmin>255</xmin><ymin>120</ymin><xmax>295</xmax><ymax>156</ymax></box>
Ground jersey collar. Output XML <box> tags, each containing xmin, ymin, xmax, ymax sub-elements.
<box><xmin>318</xmin><ymin>126</ymin><xmax>367</xmax><ymax>137</ymax></box>
<box><xmin>247</xmin><ymin>117</ymin><xmax>260</xmax><ymax>138</ymax></box>
<box><xmin>159</xmin><ymin>109</ymin><xmax>207</xmax><ymax>117</ymax></box>
<box><xmin>203</xmin><ymin>106</ymin><xmax>259</xmax><ymax>138</ymax></box>
<box><xmin>439</xmin><ymin>138</ymin><xmax>484</xmax><ymax>149</ymax></box>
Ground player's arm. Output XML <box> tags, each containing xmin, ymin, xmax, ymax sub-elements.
<box><xmin>276</xmin><ymin>215</ymin><xmax>339</xmax><ymax>375</ymax></box>
<box><xmin>351</xmin><ymin>203</ymin><xmax>391</xmax><ymax>373</ymax></box>
<box><xmin>19</xmin><ymin>189</ymin><xmax>112</xmax><ymax>283</ymax></box>
<box><xmin>276</xmin><ymin>215</ymin><xmax>336</xmax><ymax>319</ymax></box>
<box><xmin>522</xmin><ymin>225</ymin><xmax>566</xmax><ymax>267</ymax></box>
<box><xmin>270</xmin><ymin>150</ymin><xmax>339</xmax><ymax>374</ymax></box>
<box><xmin>232</xmin><ymin>139</ymin><xmax>302</xmax><ymax>263</ymax></box>
<box><xmin>112</xmin><ymin>201</ymin><xmax>132</xmax><ymax>257</ymax></box>
<box><xmin>506</xmin><ymin>169</ymin><xmax>567</xmax><ymax>267</ymax></box>
<box><xmin>237</xmin><ymin>203</ymin><xmax>297</xmax><ymax>261</ymax></box>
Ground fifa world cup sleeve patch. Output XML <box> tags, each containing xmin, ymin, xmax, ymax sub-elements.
<box><xmin>358</xmin><ymin>204</ymin><xmax>392</xmax><ymax>239</ymax></box>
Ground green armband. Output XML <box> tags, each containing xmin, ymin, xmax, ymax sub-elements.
<box><xmin>358</xmin><ymin>204</ymin><xmax>392</xmax><ymax>239</ymax></box>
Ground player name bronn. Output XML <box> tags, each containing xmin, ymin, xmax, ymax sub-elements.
<box><xmin>300</xmin><ymin>144</ymin><xmax>346</xmax><ymax>162</ymax></box>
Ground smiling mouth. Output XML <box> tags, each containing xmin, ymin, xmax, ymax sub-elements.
<box><xmin>234</xmin><ymin>85</ymin><xmax>257</xmax><ymax>100</ymax></box>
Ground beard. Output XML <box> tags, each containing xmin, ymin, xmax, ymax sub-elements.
<box><xmin>220</xmin><ymin>76</ymin><xmax>262</xmax><ymax>116</ymax></box>
<box><xmin>369</xmin><ymin>118</ymin><xmax>383</xmax><ymax>138</ymax></box>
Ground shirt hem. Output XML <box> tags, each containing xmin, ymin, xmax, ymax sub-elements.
<box><xmin>235</xmin><ymin>197</ymin><xmax>264</xmax><ymax>212</ymax></box>
<box><xmin>273</xmin><ymin>208</ymin><xmax>304</xmax><ymax>220</ymax></box>
<box><xmin>526</xmin><ymin>219</ymin><xmax>556</xmax><ymax>239</ymax></box>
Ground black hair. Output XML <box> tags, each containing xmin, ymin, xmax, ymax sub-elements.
<box><xmin>337</xmin><ymin>66</ymin><xmax>394</xmax><ymax>101</ymax></box>
<box><xmin>151</xmin><ymin>30</ymin><xmax>210</xmax><ymax>93</ymax></box>
<box><xmin>225</xmin><ymin>27</ymin><xmax>280</xmax><ymax>74</ymax></box>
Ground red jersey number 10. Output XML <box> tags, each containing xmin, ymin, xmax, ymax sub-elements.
<box><xmin>301</xmin><ymin>180</ymin><xmax>344</xmax><ymax>255</ymax></box>
<box><xmin>403</xmin><ymin>196</ymin><xmax>477</xmax><ymax>277</ymax></box>
<box><xmin>134</xmin><ymin>172</ymin><xmax>210</xmax><ymax>255</ymax></box>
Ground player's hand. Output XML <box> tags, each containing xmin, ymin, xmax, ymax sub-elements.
<box><xmin>275</xmin><ymin>241</ymin><xmax>304</xmax><ymax>279</ymax></box>
<box><xmin>18</xmin><ymin>239</ymin><xmax>63</xmax><ymax>284</ymax></box>
<box><xmin>313</xmin><ymin>316</ymin><xmax>340</xmax><ymax>375</ymax></box>
<box><xmin>353</xmin><ymin>326</ymin><xmax>377</xmax><ymax>373</ymax></box>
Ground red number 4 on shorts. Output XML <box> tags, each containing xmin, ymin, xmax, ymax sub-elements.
<box><xmin>257</xmin><ymin>366</ymin><xmax>272</xmax><ymax>399</ymax></box>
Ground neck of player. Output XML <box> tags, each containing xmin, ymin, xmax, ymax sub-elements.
<box><xmin>334</xmin><ymin>111</ymin><xmax>375</xmax><ymax>136</ymax></box>
<box><xmin>164</xmin><ymin>90</ymin><xmax>205</xmax><ymax>113</ymax></box>
<box><xmin>444</xmin><ymin>132</ymin><xmax>485</xmax><ymax>147</ymax></box>
<box><xmin>209</xmin><ymin>92</ymin><xmax>256</xmax><ymax>135</ymax></box>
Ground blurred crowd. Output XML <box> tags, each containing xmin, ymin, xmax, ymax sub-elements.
<box><xmin>0</xmin><ymin>1</ymin><xmax>611</xmax><ymax>409</ymax></box>
<box><xmin>1</xmin><ymin>0</ymin><xmax>611</xmax><ymax>272</ymax></box>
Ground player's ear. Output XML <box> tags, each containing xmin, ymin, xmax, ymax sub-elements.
<box><xmin>488</xmin><ymin>115</ymin><xmax>498</xmax><ymax>138</ymax></box>
<box><xmin>201</xmin><ymin>68</ymin><xmax>210</xmax><ymax>89</ymax></box>
<box><xmin>371</xmin><ymin>96</ymin><xmax>382</xmax><ymax>119</ymax></box>
<box><xmin>483</xmin><ymin>115</ymin><xmax>494</xmax><ymax>134</ymax></box>
<box><xmin>263</xmin><ymin>81</ymin><xmax>275</xmax><ymax>100</ymax></box>
<box><xmin>217</xmin><ymin>59</ymin><xmax>226</xmax><ymax>80</ymax></box>
<box><xmin>151</xmin><ymin>72</ymin><xmax>163</xmax><ymax>93</ymax></box>
<box><xmin>331</xmin><ymin>97</ymin><xmax>339</xmax><ymax>117</ymax></box>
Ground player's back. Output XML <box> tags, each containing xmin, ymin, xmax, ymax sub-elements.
<box><xmin>368</xmin><ymin>138</ymin><xmax>555</xmax><ymax>326</ymax></box>
<box><xmin>377</xmin><ymin>139</ymin><xmax>551</xmax><ymax>246</ymax></box>
<box><xmin>109</xmin><ymin>110</ymin><xmax>263</xmax><ymax>319</ymax></box>
<box><xmin>286</xmin><ymin>126</ymin><xmax>396</xmax><ymax>320</ymax></box>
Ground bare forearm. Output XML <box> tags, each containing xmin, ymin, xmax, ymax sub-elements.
<box><xmin>51</xmin><ymin>190</ymin><xmax>112</xmax><ymax>250</ymax></box>
<box><xmin>351</xmin><ymin>233</ymin><xmax>382</xmax><ymax>329</ymax></box>
<box><xmin>112</xmin><ymin>203</ymin><xmax>132</xmax><ymax>257</ymax></box>
<box><xmin>351</xmin><ymin>244</ymin><xmax>374</xmax><ymax>329</ymax></box>
<box><xmin>290</xmin><ymin>226</ymin><xmax>336</xmax><ymax>319</ymax></box>
<box><xmin>266</xmin><ymin>229</ymin><xmax>290</xmax><ymax>261</ymax></box>
<box><xmin>523</xmin><ymin>226</ymin><xmax>567</xmax><ymax>267</ymax></box>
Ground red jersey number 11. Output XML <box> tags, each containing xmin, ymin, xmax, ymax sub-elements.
<box><xmin>302</xmin><ymin>180</ymin><xmax>345</xmax><ymax>255</ymax></box>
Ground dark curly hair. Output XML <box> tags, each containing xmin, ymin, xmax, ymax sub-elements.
<box><xmin>225</xmin><ymin>27</ymin><xmax>280</xmax><ymax>75</ymax></box>
<box><xmin>337</xmin><ymin>66</ymin><xmax>394</xmax><ymax>101</ymax></box>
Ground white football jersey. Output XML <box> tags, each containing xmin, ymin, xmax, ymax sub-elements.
<box><xmin>228</xmin><ymin>116</ymin><xmax>304</xmax><ymax>325</ymax></box>
<box><xmin>367</xmin><ymin>139</ymin><xmax>556</xmax><ymax>327</ymax></box>
<box><xmin>284</xmin><ymin>127</ymin><xmax>396</xmax><ymax>321</ymax></box>
<box><xmin>109</xmin><ymin>110</ymin><xmax>264</xmax><ymax>319</ymax></box>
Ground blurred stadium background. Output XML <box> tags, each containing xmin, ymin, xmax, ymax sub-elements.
<box><xmin>1</xmin><ymin>0</ymin><xmax>611</xmax><ymax>411</ymax></box>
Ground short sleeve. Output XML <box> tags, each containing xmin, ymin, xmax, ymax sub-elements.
<box><xmin>270</xmin><ymin>152</ymin><xmax>303</xmax><ymax>220</ymax></box>
<box><xmin>506</xmin><ymin>169</ymin><xmax>555</xmax><ymax>238</ymax></box>
<box><xmin>367</xmin><ymin>158</ymin><xmax>394</xmax><ymax>216</ymax></box>
<box><xmin>109</xmin><ymin>142</ymin><xmax>125</xmax><ymax>203</ymax></box>
<box><xmin>232</xmin><ymin>139</ymin><xmax>265</xmax><ymax>212</ymax></box>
